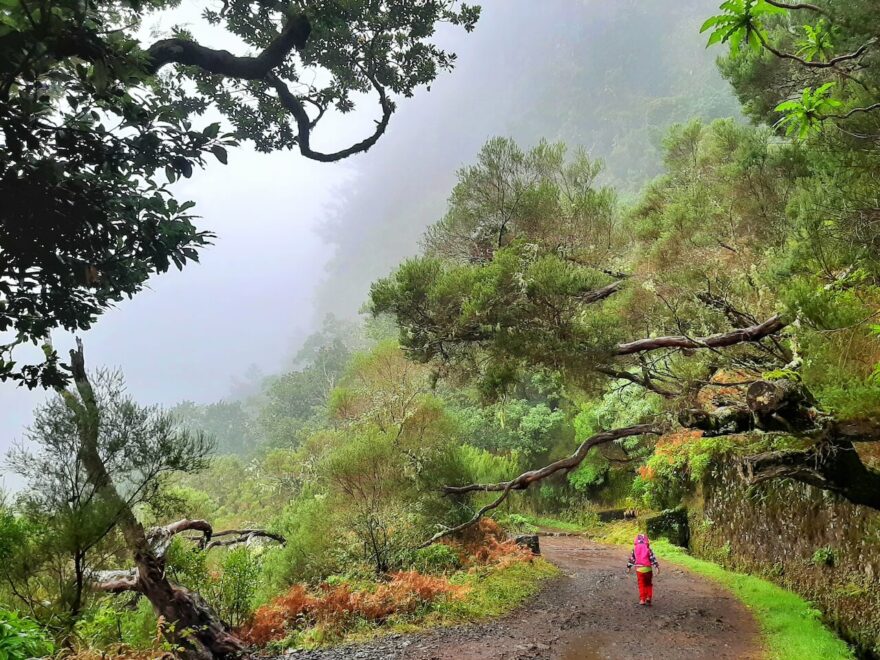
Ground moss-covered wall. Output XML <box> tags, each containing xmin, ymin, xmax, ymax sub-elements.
<box><xmin>689</xmin><ymin>463</ymin><xmax>880</xmax><ymax>657</ymax></box>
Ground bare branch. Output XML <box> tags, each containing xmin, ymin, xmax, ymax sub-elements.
<box><xmin>147</xmin><ymin>519</ymin><xmax>214</xmax><ymax>557</ymax></box>
<box><xmin>204</xmin><ymin>529</ymin><xmax>286</xmax><ymax>550</ymax></box>
<box><xmin>93</xmin><ymin>577</ymin><xmax>141</xmax><ymax>594</ymax></box>
<box><xmin>421</xmin><ymin>425</ymin><xmax>659</xmax><ymax>546</ymax></box>
<box><xmin>764</xmin><ymin>0</ymin><xmax>830</xmax><ymax>16</ymax></box>
<box><xmin>615</xmin><ymin>315</ymin><xmax>786</xmax><ymax>356</ymax></box>
<box><xmin>759</xmin><ymin>32</ymin><xmax>876</xmax><ymax>70</ymax></box>
<box><xmin>827</xmin><ymin>102</ymin><xmax>880</xmax><ymax>121</ymax></box>
<box><xmin>596</xmin><ymin>367</ymin><xmax>679</xmax><ymax>398</ymax></box>
<box><xmin>442</xmin><ymin>425</ymin><xmax>660</xmax><ymax>496</ymax></box>
<box><xmin>418</xmin><ymin>483</ymin><xmax>515</xmax><ymax>549</ymax></box>
<box><xmin>268</xmin><ymin>70</ymin><xmax>393</xmax><ymax>162</ymax></box>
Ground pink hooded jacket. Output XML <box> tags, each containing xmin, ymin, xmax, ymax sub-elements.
<box><xmin>627</xmin><ymin>533</ymin><xmax>659</xmax><ymax>570</ymax></box>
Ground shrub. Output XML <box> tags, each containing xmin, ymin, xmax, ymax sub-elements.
<box><xmin>74</xmin><ymin>598</ymin><xmax>158</xmax><ymax>650</ymax></box>
<box><xmin>0</xmin><ymin>609</ymin><xmax>55</xmax><ymax>660</ymax></box>
<box><xmin>411</xmin><ymin>543</ymin><xmax>461</xmax><ymax>574</ymax></box>
<box><xmin>214</xmin><ymin>547</ymin><xmax>262</xmax><ymax>627</ymax></box>
<box><xmin>165</xmin><ymin>539</ymin><xmax>263</xmax><ymax>627</ymax></box>
<box><xmin>812</xmin><ymin>546</ymin><xmax>836</xmax><ymax>567</ymax></box>
<box><xmin>239</xmin><ymin>571</ymin><xmax>465</xmax><ymax>645</ymax></box>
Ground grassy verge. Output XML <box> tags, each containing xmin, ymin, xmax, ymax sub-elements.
<box><xmin>502</xmin><ymin>513</ymin><xmax>588</xmax><ymax>534</ymax></box>
<box><xmin>437</xmin><ymin>557</ymin><xmax>560</xmax><ymax>621</ymax></box>
<box><xmin>592</xmin><ymin>520</ymin><xmax>852</xmax><ymax>660</ymax></box>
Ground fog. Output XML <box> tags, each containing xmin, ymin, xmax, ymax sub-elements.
<box><xmin>0</xmin><ymin>0</ymin><xmax>737</xmax><ymax>489</ymax></box>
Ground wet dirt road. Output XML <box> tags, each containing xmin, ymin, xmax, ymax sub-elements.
<box><xmin>288</xmin><ymin>536</ymin><xmax>762</xmax><ymax>660</ymax></box>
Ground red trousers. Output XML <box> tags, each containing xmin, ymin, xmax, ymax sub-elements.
<box><xmin>636</xmin><ymin>570</ymin><xmax>654</xmax><ymax>602</ymax></box>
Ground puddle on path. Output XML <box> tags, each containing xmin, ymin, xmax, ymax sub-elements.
<box><xmin>559</xmin><ymin>633</ymin><xmax>610</xmax><ymax>660</ymax></box>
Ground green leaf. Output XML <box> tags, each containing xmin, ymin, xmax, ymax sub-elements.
<box><xmin>211</xmin><ymin>145</ymin><xmax>228</xmax><ymax>164</ymax></box>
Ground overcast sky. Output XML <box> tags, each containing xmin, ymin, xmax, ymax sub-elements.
<box><xmin>0</xmin><ymin>0</ymin><xmax>734</xmax><ymax>491</ymax></box>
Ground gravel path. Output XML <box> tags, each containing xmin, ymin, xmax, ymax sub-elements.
<box><xmin>274</xmin><ymin>537</ymin><xmax>762</xmax><ymax>660</ymax></box>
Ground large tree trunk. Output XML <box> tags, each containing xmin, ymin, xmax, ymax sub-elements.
<box><xmin>740</xmin><ymin>439</ymin><xmax>880</xmax><ymax>509</ymax></box>
<box><xmin>60</xmin><ymin>340</ymin><xmax>245</xmax><ymax>659</ymax></box>
<box><xmin>678</xmin><ymin>377</ymin><xmax>880</xmax><ymax>510</ymax></box>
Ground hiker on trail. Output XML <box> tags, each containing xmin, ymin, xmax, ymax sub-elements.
<box><xmin>626</xmin><ymin>533</ymin><xmax>660</xmax><ymax>606</ymax></box>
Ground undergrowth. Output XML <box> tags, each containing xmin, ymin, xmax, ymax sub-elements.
<box><xmin>243</xmin><ymin>519</ymin><xmax>559</xmax><ymax>650</ymax></box>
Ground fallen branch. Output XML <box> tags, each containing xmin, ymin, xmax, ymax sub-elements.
<box><xmin>580</xmin><ymin>279</ymin><xmax>626</xmax><ymax>305</ymax></box>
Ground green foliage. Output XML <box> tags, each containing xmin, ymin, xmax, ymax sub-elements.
<box><xmin>700</xmin><ymin>0</ymin><xmax>784</xmax><ymax>53</ymax></box>
<box><xmin>0</xmin><ymin>609</ymin><xmax>54</xmax><ymax>660</ymax></box>
<box><xmin>498</xmin><ymin>513</ymin><xmax>539</xmax><ymax>534</ymax></box>
<box><xmin>437</xmin><ymin>559</ymin><xmax>559</xmax><ymax>621</ymax></box>
<box><xmin>0</xmin><ymin>0</ymin><xmax>480</xmax><ymax>386</ymax></box>
<box><xmin>261</xmin><ymin>496</ymin><xmax>344</xmax><ymax>593</ymax></box>
<box><xmin>812</xmin><ymin>547</ymin><xmax>836</xmax><ymax>568</ymax></box>
<box><xmin>371</xmin><ymin>139</ymin><xmax>627</xmax><ymax>396</ymax></box>
<box><xmin>637</xmin><ymin>433</ymin><xmax>766</xmax><ymax>509</ymax></box>
<box><xmin>455</xmin><ymin>445</ymin><xmax>522</xmax><ymax>485</ymax></box>
<box><xmin>567</xmin><ymin>452</ymin><xmax>609</xmax><ymax>492</ymax></box>
<box><xmin>796</xmin><ymin>22</ymin><xmax>834</xmax><ymax>63</ymax></box>
<box><xmin>165</xmin><ymin>540</ymin><xmax>265</xmax><ymax>627</ymax></box>
<box><xmin>410</xmin><ymin>544</ymin><xmax>461</xmax><ymax>575</ymax></box>
<box><xmin>74</xmin><ymin>598</ymin><xmax>158</xmax><ymax>651</ymax></box>
<box><xmin>775</xmin><ymin>83</ymin><xmax>842</xmax><ymax>139</ymax></box>
<box><xmin>3</xmin><ymin>369</ymin><xmax>211</xmax><ymax>622</ymax></box>
<box><xmin>172</xmin><ymin>399</ymin><xmax>261</xmax><ymax>456</ymax></box>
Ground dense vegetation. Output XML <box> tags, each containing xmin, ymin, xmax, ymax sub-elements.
<box><xmin>2</xmin><ymin>0</ymin><xmax>879</xmax><ymax>658</ymax></box>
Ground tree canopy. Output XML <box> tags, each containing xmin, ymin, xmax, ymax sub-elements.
<box><xmin>0</xmin><ymin>0</ymin><xmax>479</xmax><ymax>387</ymax></box>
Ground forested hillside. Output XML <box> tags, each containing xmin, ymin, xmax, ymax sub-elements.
<box><xmin>314</xmin><ymin>0</ymin><xmax>741</xmax><ymax>319</ymax></box>
<box><xmin>1</xmin><ymin>0</ymin><xmax>879</xmax><ymax>659</ymax></box>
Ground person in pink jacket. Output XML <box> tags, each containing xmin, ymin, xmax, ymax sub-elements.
<box><xmin>626</xmin><ymin>533</ymin><xmax>660</xmax><ymax>605</ymax></box>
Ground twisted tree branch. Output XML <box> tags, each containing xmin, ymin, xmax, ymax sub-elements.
<box><xmin>764</xmin><ymin>0</ymin><xmax>830</xmax><ymax>16</ymax></box>
<box><xmin>268</xmin><ymin>69</ymin><xmax>393</xmax><ymax>162</ymax></box>
<box><xmin>615</xmin><ymin>315</ymin><xmax>786</xmax><ymax>356</ymax></box>
<box><xmin>421</xmin><ymin>425</ymin><xmax>659</xmax><ymax>547</ymax></box>
<box><xmin>443</xmin><ymin>425</ymin><xmax>660</xmax><ymax>496</ymax></box>
<box><xmin>758</xmin><ymin>32</ymin><xmax>876</xmax><ymax>70</ymax></box>
<box><xmin>145</xmin><ymin>14</ymin><xmax>311</xmax><ymax>77</ymax></box>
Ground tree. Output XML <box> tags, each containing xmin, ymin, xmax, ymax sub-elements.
<box><xmin>172</xmin><ymin>399</ymin><xmax>260</xmax><ymax>456</ymax></box>
<box><xmin>49</xmin><ymin>341</ymin><xmax>249</xmax><ymax>658</ymax></box>
<box><xmin>0</xmin><ymin>0</ymin><xmax>480</xmax><ymax>387</ymax></box>
<box><xmin>370</xmin><ymin>134</ymin><xmax>880</xmax><ymax>535</ymax></box>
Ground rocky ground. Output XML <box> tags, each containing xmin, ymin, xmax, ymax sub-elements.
<box><xmin>275</xmin><ymin>537</ymin><xmax>761</xmax><ymax>660</ymax></box>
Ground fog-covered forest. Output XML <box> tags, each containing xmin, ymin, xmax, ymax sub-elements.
<box><xmin>1</xmin><ymin>1</ymin><xmax>879</xmax><ymax>659</ymax></box>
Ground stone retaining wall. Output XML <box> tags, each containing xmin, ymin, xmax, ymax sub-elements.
<box><xmin>689</xmin><ymin>462</ymin><xmax>880</xmax><ymax>657</ymax></box>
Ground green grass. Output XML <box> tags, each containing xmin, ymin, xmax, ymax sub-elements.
<box><xmin>438</xmin><ymin>558</ymin><xmax>560</xmax><ymax>620</ymax></box>
<box><xmin>504</xmin><ymin>514</ymin><xmax>588</xmax><ymax>534</ymax></box>
<box><xmin>654</xmin><ymin>539</ymin><xmax>853</xmax><ymax>660</ymax></box>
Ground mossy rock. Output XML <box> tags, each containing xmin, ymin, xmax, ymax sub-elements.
<box><xmin>647</xmin><ymin>506</ymin><xmax>690</xmax><ymax>548</ymax></box>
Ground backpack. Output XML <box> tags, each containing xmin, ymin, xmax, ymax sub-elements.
<box><xmin>633</xmin><ymin>534</ymin><xmax>652</xmax><ymax>566</ymax></box>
